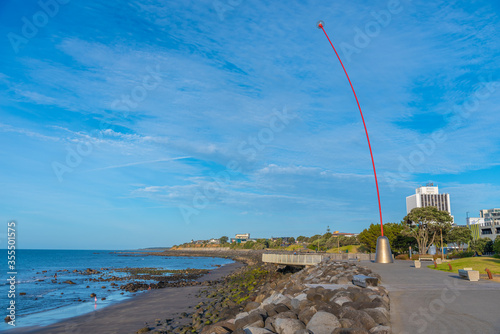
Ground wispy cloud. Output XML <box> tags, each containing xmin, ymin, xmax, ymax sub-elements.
<box><xmin>86</xmin><ymin>156</ymin><xmax>190</xmax><ymax>172</ymax></box>
<box><xmin>0</xmin><ymin>0</ymin><xmax>498</xmax><ymax>248</ymax></box>
<box><xmin>0</xmin><ymin>123</ymin><xmax>60</xmax><ymax>142</ymax></box>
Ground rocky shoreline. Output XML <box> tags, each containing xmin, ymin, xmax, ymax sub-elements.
<box><xmin>138</xmin><ymin>251</ymin><xmax>390</xmax><ymax>334</ymax></box>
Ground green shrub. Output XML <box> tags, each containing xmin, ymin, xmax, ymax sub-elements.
<box><xmin>494</xmin><ymin>236</ymin><xmax>500</xmax><ymax>254</ymax></box>
<box><xmin>448</xmin><ymin>251</ymin><xmax>475</xmax><ymax>259</ymax></box>
<box><xmin>395</xmin><ymin>254</ymin><xmax>409</xmax><ymax>260</ymax></box>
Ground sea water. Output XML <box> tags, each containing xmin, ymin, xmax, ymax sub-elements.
<box><xmin>0</xmin><ymin>249</ymin><xmax>232</xmax><ymax>331</ymax></box>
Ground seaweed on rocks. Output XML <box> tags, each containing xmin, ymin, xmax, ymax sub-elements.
<box><xmin>157</xmin><ymin>257</ymin><xmax>391</xmax><ymax>334</ymax></box>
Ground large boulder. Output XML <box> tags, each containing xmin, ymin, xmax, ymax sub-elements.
<box><xmin>368</xmin><ymin>325</ymin><xmax>391</xmax><ymax>334</ymax></box>
<box><xmin>291</xmin><ymin>293</ymin><xmax>308</xmax><ymax>310</ymax></box>
<box><xmin>274</xmin><ymin>318</ymin><xmax>306</xmax><ymax>334</ymax></box>
<box><xmin>245</xmin><ymin>319</ymin><xmax>265</xmax><ymax>329</ymax></box>
<box><xmin>202</xmin><ymin>325</ymin><xmax>232</xmax><ymax>334</ymax></box>
<box><xmin>243</xmin><ymin>328</ymin><xmax>274</xmax><ymax>334</ymax></box>
<box><xmin>298</xmin><ymin>307</ymin><xmax>316</xmax><ymax>325</ymax></box>
<box><xmin>265</xmin><ymin>310</ymin><xmax>298</xmax><ymax>330</ymax></box>
<box><xmin>306</xmin><ymin>311</ymin><xmax>341</xmax><ymax>334</ymax></box>
<box><xmin>235</xmin><ymin>313</ymin><xmax>265</xmax><ymax>330</ymax></box>
<box><xmin>339</xmin><ymin>318</ymin><xmax>365</xmax><ymax>329</ymax></box>
<box><xmin>332</xmin><ymin>328</ymin><xmax>370</xmax><ymax>334</ymax></box>
<box><xmin>312</xmin><ymin>301</ymin><xmax>342</xmax><ymax>317</ymax></box>
<box><xmin>340</xmin><ymin>309</ymin><xmax>377</xmax><ymax>331</ymax></box>
<box><xmin>262</xmin><ymin>293</ymin><xmax>291</xmax><ymax>307</ymax></box>
<box><xmin>265</xmin><ymin>303</ymin><xmax>290</xmax><ymax>317</ymax></box>
<box><xmin>306</xmin><ymin>291</ymin><xmax>324</xmax><ymax>303</ymax></box>
<box><xmin>244</xmin><ymin>301</ymin><xmax>261</xmax><ymax>312</ymax></box>
<box><xmin>363</xmin><ymin>308</ymin><xmax>389</xmax><ymax>326</ymax></box>
<box><xmin>333</xmin><ymin>296</ymin><xmax>353</xmax><ymax>306</ymax></box>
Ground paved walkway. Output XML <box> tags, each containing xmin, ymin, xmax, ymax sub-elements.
<box><xmin>363</xmin><ymin>260</ymin><xmax>500</xmax><ymax>334</ymax></box>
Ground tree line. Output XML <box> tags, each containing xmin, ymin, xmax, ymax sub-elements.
<box><xmin>358</xmin><ymin>206</ymin><xmax>500</xmax><ymax>257</ymax></box>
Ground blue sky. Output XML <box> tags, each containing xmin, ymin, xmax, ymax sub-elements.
<box><xmin>0</xmin><ymin>0</ymin><xmax>499</xmax><ymax>249</ymax></box>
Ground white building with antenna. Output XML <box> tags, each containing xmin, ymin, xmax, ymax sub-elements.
<box><xmin>406</xmin><ymin>183</ymin><xmax>453</xmax><ymax>222</ymax></box>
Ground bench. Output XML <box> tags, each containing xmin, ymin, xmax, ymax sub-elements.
<box><xmin>352</xmin><ymin>274</ymin><xmax>378</xmax><ymax>288</ymax></box>
<box><xmin>419</xmin><ymin>255</ymin><xmax>434</xmax><ymax>261</ymax></box>
<box><xmin>458</xmin><ymin>268</ymin><xmax>480</xmax><ymax>281</ymax></box>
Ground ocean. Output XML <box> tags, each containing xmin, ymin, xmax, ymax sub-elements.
<box><xmin>1</xmin><ymin>249</ymin><xmax>233</xmax><ymax>331</ymax></box>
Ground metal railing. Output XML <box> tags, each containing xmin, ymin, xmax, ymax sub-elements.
<box><xmin>262</xmin><ymin>253</ymin><xmax>375</xmax><ymax>264</ymax></box>
<box><xmin>262</xmin><ymin>253</ymin><xmax>324</xmax><ymax>265</ymax></box>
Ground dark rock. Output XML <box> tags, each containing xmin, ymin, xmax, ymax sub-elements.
<box><xmin>275</xmin><ymin>311</ymin><xmax>298</xmax><ymax>320</ymax></box>
<box><xmin>215</xmin><ymin>320</ymin><xmax>236</xmax><ymax>332</ymax></box>
<box><xmin>235</xmin><ymin>313</ymin><xmax>264</xmax><ymax>329</ymax></box>
<box><xmin>264</xmin><ymin>317</ymin><xmax>275</xmax><ymax>332</ymax></box>
<box><xmin>363</xmin><ymin>309</ymin><xmax>389</xmax><ymax>326</ymax></box>
<box><xmin>298</xmin><ymin>300</ymin><xmax>315</xmax><ymax>312</ymax></box>
<box><xmin>250</xmin><ymin>308</ymin><xmax>268</xmax><ymax>319</ymax></box>
<box><xmin>368</xmin><ymin>298</ymin><xmax>389</xmax><ymax>311</ymax></box>
<box><xmin>233</xmin><ymin>329</ymin><xmax>246</xmax><ymax>334</ymax></box>
<box><xmin>63</xmin><ymin>280</ymin><xmax>76</xmax><ymax>284</ymax></box>
<box><xmin>201</xmin><ymin>324</ymin><xmax>233</xmax><ymax>334</ymax></box>
<box><xmin>332</xmin><ymin>328</ymin><xmax>369</xmax><ymax>334</ymax></box>
<box><xmin>265</xmin><ymin>303</ymin><xmax>289</xmax><ymax>317</ymax></box>
<box><xmin>350</xmin><ymin>292</ymin><xmax>371</xmax><ymax>303</ymax></box>
<box><xmin>298</xmin><ymin>307</ymin><xmax>316</xmax><ymax>325</ymax></box>
<box><xmin>244</xmin><ymin>301</ymin><xmax>261</xmax><ymax>312</ymax></box>
<box><xmin>220</xmin><ymin>306</ymin><xmax>241</xmax><ymax>319</ymax></box>
<box><xmin>343</xmin><ymin>302</ymin><xmax>382</xmax><ymax>310</ymax></box>
<box><xmin>306</xmin><ymin>292</ymin><xmax>323</xmax><ymax>302</ymax></box>
<box><xmin>339</xmin><ymin>318</ymin><xmax>365</xmax><ymax>329</ymax></box>
<box><xmin>313</xmin><ymin>301</ymin><xmax>342</xmax><ymax>317</ymax></box>
<box><xmin>247</xmin><ymin>319</ymin><xmax>265</xmax><ymax>328</ymax></box>
<box><xmin>340</xmin><ymin>309</ymin><xmax>377</xmax><ymax>331</ymax></box>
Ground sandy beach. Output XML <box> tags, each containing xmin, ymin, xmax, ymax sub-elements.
<box><xmin>7</xmin><ymin>261</ymin><xmax>244</xmax><ymax>334</ymax></box>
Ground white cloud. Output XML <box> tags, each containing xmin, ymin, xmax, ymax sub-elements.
<box><xmin>0</xmin><ymin>123</ymin><xmax>60</xmax><ymax>142</ymax></box>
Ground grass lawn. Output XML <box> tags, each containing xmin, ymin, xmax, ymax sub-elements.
<box><xmin>326</xmin><ymin>245</ymin><xmax>366</xmax><ymax>253</ymax></box>
<box><xmin>428</xmin><ymin>257</ymin><xmax>500</xmax><ymax>274</ymax></box>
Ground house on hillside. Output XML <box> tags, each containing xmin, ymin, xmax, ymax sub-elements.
<box><xmin>231</xmin><ymin>233</ymin><xmax>250</xmax><ymax>244</ymax></box>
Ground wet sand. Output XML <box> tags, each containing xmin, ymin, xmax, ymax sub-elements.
<box><xmin>8</xmin><ymin>261</ymin><xmax>244</xmax><ymax>334</ymax></box>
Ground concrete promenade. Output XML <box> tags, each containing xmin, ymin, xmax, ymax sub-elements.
<box><xmin>363</xmin><ymin>260</ymin><xmax>500</xmax><ymax>334</ymax></box>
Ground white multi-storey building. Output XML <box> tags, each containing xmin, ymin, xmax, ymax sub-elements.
<box><xmin>471</xmin><ymin>208</ymin><xmax>500</xmax><ymax>241</ymax></box>
<box><xmin>406</xmin><ymin>184</ymin><xmax>451</xmax><ymax>215</ymax></box>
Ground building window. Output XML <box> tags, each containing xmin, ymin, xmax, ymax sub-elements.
<box><xmin>482</xmin><ymin>229</ymin><xmax>493</xmax><ymax>235</ymax></box>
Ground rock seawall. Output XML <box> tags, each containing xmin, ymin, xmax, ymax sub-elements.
<box><xmin>159</xmin><ymin>257</ymin><xmax>390</xmax><ymax>334</ymax></box>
